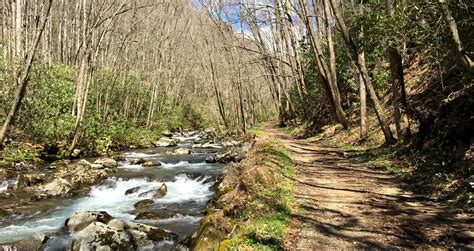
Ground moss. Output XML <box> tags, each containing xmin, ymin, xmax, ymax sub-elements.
<box><xmin>243</xmin><ymin>213</ymin><xmax>290</xmax><ymax>247</ymax></box>
<box><xmin>193</xmin><ymin>138</ymin><xmax>295</xmax><ymax>250</ymax></box>
<box><xmin>219</xmin><ymin>140</ymin><xmax>295</xmax><ymax>249</ymax></box>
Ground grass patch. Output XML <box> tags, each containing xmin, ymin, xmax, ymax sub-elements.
<box><xmin>193</xmin><ymin>139</ymin><xmax>295</xmax><ymax>250</ymax></box>
<box><xmin>224</xmin><ymin>140</ymin><xmax>295</xmax><ymax>249</ymax></box>
<box><xmin>249</xmin><ymin>125</ymin><xmax>264</xmax><ymax>137</ymax></box>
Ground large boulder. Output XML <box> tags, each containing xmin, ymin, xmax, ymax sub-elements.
<box><xmin>17</xmin><ymin>173</ymin><xmax>46</xmax><ymax>188</ymax></box>
<box><xmin>64</xmin><ymin>167</ymin><xmax>106</xmax><ymax>188</ymax></box>
<box><xmin>76</xmin><ymin>159</ymin><xmax>91</xmax><ymax>168</ymax></box>
<box><xmin>2</xmin><ymin>232</ymin><xmax>51</xmax><ymax>251</ymax></box>
<box><xmin>70</xmin><ymin>213</ymin><xmax>178</xmax><ymax>250</ymax></box>
<box><xmin>66</xmin><ymin>211</ymin><xmax>113</xmax><ymax>232</ymax></box>
<box><xmin>154</xmin><ymin>184</ymin><xmax>167</xmax><ymax>199</ymax></box>
<box><xmin>154</xmin><ymin>137</ymin><xmax>178</xmax><ymax>147</ymax></box>
<box><xmin>108</xmin><ymin>220</ymin><xmax>178</xmax><ymax>247</ymax></box>
<box><xmin>94</xmin><ymin>158</ymin><xmax>117</xmax><ymax>169</ymax></box>
<box><xmin>49</xmin><ymin>160</ymin><xmax>71</xmax><ymax>169</ymax></box>
<box><xmin>36</xmin><ymin>162</ymin><xmax>107</xmax><ymax>197</ymax></box>
<box><xmin>38</xmin><ymin>178</ymin><xmax>72</xmax><ymax>196</ymax></box>
<box><xmin>71</xmin><ymin>221</ymin><xmax>133</xmax><ymax>250</ymax></box>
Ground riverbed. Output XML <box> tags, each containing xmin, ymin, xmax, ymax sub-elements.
<box><xmin>0</xmin><ymin>138</ymin><xmax>225</xmax><ymax>248</ymax></box>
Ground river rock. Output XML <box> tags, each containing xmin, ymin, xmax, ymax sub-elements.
<box><xmin>17</xmin><ymin>173</ymin><xmax>46</xmax><ymax>188</ymax></box>
<box><xmin>154</xmin><ymin>137</ymin><xmax>178</xmax><ymax>147</ymax></box>
<box><xmin>221</xmin><ymin>140</ymin><xmax>241</xmax><ymax>147</ymax></box>
<box><xmin>71</xmin><ymin>216</ymin><xmax>177</xmax><ymax>250</ymax></box>
<box><xmin>3</xmin><ymin>232</ymin><xmax>51</xmax><ymax>251</ymax></box>
<box><xmin>65</xmin><ymin>167</ymin><xmax>106</xmax><ymax>188</ymax></box>
<box><xmin>76</xmin><ymin>159</ymin><xmax>91</xmax><ymax>168</ymax></box>
<box><xmin>130</xmin><ymin>158</ymin><xmax>145</xmax><ymax>165</ymax></box>
<box><xmin>111</xmin><ymin>154</ymin><xmax>126</xmax><ymax>161</ymax></box>
<box><xmin>66</xmin><ymin>211</ymin><xmax>113</xmax><ymax>232</ymax></box>
<box><xmin>72</xmin><ymin>221</ymin><xmax>133</xmax><ymax>250</ymax></box>
<box><xmin>143</xmin><ymin>160</ymin><xmax>161</xmax><ymax>167</ymax></box>
<box><xmin>0</xmin><ymin>192</ymin><xmax>13</xmax><ymax>199</ymax></box>
<box><xmin>0</xmin><ymin>208</ymin><xmax>10</xmax><ymax>218</ymax></box>
<box><xmin>134</xmin><ymin>199</ymin><xmax>154</xmax><ymax>209</ymax></box>
<box><xmin>94</xmin><ymin>158</ymin><xmax>118</xmax><ymax>168</ymax></box>
<box><xmin>135</xmin><ymin>211</ymin><xmax>161</xmax><ymax>220</ymax></box>
<box><xmin>109</xmin><ymin>220</ymin><xmax>177</xmax><ymax>247</ymax></box>
<box><xmin>71</xmin><ymin>149</ymin><xmax>82</xmax><ymax>158</ymax></box>
<box><xmin>138</xmin><ymin>189</ymin><xmax>155</xmax><ymax>198</ymax></box>
<box><xmin>38</xmin><ymin>178</ymin><xmax>72</xmax><ymax>196</ymax></box>
<box><xmin>202</xmin><ymin>142</ymin><xmax>223</xmax><ymax>149</ymax></box>
<box><xmin>205</xmin><ymin>156</ymin><xmax>217</xmax><ymax>163</ymax></box>
<box><xmin>161</xmin><ymin>130</ymin><xmax>174</xmax><ymax>137</ymax></box>
<box><xmin>125</xmin><ymin>221</ymin><xmax>177</xmax><ymax>243</ymax></box>
<box><xmin>125</xmin><ymin>186</ymin><xmax>141</xmax><ymax>195</ymax></box>
<box><xmin>154</xmin><ymin>184</ymin><xmax>167</xmax><ymax>199</ymax></box>
<box><xmin>173</xmin><ymin>148</ymin><xmax>191</xmax><ymax>155</ymax></box>
<box><xmin>49</xmin><ymin>160</ymin><xmax>71</xmax><ymax>169</ymax></box>
<box><xmin>37</xmin><ymin>163</ymin><xmax>106</xmax><ymax>197</ymax></box>
<box><xmin>90</xmin><ymin>163</ymin><xmax>104</xmax><ymax>169</ymax></box>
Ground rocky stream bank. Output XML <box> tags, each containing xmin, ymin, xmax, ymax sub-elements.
<box><xmin>0</xmin><ymin>129</ymin><xmax>255</xmax><ymax>250</ymax></box>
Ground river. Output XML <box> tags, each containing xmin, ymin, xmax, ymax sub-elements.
<box><xmin>0</xmin><ymin>134</ymin><xmax>225</xmax><ymax>249</ymax></box>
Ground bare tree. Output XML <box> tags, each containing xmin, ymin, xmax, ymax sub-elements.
<box><xmin>0</xmin><ymin>0</ymin><xmax>53</xmax><ymax>146</ymax></box>
<box><xmin>329</xmin><ymin>0</ymin><xmax>395</xmax><ymax>144</ymax></box>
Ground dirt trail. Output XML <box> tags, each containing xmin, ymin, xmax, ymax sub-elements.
<box><xmin>262</xmin><ymin>124</ymin><xmax>472</xmax><ymax>249</ymax></box>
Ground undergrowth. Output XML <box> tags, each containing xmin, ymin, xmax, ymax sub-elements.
<box><xmin>193</xmin><ymin>139</ymin><xmax>295</xmax><ymax>250</ymax></box>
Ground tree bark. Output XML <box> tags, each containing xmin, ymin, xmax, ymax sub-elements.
<box><xmin>439</xmin><ymin>0</ymin><xmax>473</xmax><ymax>70</ymax></box>
<box><xmin>386</xmin><ymin>0</ymin><xmax>410</xmax><ymax>138</ymax></box>
<box><xmin>329</xmin><ymin>0</ymin><xmax>395</xmax><ymax>144</ymax></box>
<box><xmin>299</xmin><ymin>0</ymin><xmax>350</xmax><ymax>129</ymax></box>
<box><xmin>359</xmin><ymin>70</ymin><xmax>368</xmax><ymax>139</ymax></box>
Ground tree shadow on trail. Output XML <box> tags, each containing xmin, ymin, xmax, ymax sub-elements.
<box><xmin>288</xmin><ymin>142</ymin><xmax>464</xmax><ymax>249</ymax></box>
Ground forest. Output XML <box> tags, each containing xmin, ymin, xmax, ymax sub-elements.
<box><xmin>0</xmin><ymin>0</ymin><xmax>473</xmax><ymax>250</ymax></box>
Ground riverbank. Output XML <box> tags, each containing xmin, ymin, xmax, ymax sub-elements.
<box><xmin>191</xmin><ymin>128</ymin><xmax>296</xmax><ymax>250</ymax></box>
<box><xmin>0</xmin><ymin>129</ymin><xmax>254</xmax><ymax>249</ymax></box>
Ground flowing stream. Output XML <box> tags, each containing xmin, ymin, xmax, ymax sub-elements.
<box><xmin>0</xmin><ymin>139</ymin><xmax>225</xmax><ymax>248</ymax></box>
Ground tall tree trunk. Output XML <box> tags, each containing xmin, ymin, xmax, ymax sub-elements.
<box><xmin>329</xmin><ymin>0</ymin><xmax>395</xmax><ymax>144</ymax></box>
<box><xmin>439</xmin><ymin>0</ymin><xmax>473</xmax><ymax>70</ymax></box>
<box><xmin>386</xmin><ymin>0</ymin><xmax>410</xmax><ymax>138</ymax></box>
<box><xmin>283</xmin><ymin>0</ymin><xmax>307</xmax><ymax>97</ymax></box>
<box><xmin>0</xmin><ymin>0</ymin><xmax>53</xmax><ymax>146</ymax></box>
<box><xmin>359</xmin><ymin>70</ymin><xmax>368</xmax><ymax>139</ymax></box>
<box><xmin>323</xmin><ymin>0</ymin><xmax>350</xmax><ymax>128</ymax></box>
<box><xmin>299</xmin><ymin>0</ymin><xmax>350</xmax><ymax>129</ymax></box>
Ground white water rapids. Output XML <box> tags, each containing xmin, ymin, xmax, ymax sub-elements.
<box><xmin>0</xmin><ymin>147</ymin><xmax>222</xmax><ymax>244</ymax></box>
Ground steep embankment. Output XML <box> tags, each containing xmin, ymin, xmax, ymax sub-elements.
<box><xmin>190</xmin><ymin>131</ymin><xmax>296</xmax><ymax>250</ymax></box>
